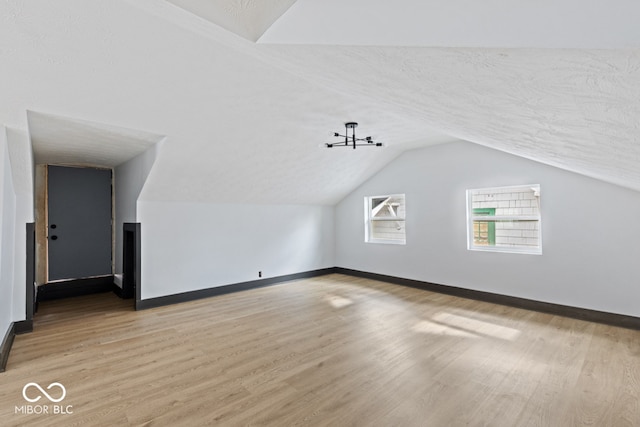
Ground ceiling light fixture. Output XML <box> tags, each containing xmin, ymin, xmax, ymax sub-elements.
<box><xmin>326</xmin><ymin>122</ymin><xmax>383</xmax><ymax>149</ymax></box>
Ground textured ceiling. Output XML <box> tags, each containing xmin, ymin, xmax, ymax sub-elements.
<box><xmin>255</xmin><ymin>46</ymin><xmax>640</xmax><ymax>192</ymax></box>
<box><xmin>1</xmin><ymin>0</ymin><xmax>639</xmax><ymax>206</ymax></box>
<box><xmin>28</xmin><ymin>111</ymin><xmax>164</xmax><ymax>168</ymax></box>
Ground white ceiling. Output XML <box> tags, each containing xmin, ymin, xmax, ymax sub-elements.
<box><xmin>259</xmin><ymin>0</ymin><xmax>640</xmax><ymax>48</ymax></box>
<box><xmin>1</xmin><ymin>0</ymin><xmax>639</xmax><ymax>205</ymax></box>
<box><xmin>28</xmin><ymin>111</ymin><xmax>164</xmax><ymax>167</ymax></box>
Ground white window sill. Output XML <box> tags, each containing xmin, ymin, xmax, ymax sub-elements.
<box><xmin>366</xmin><ymin>239</ymin><xmax>406</xmax><ymax>245</ymax></box>
<box><xmin>468</xmin><ymin>246</ymin><xmax>542</xmax><ymax>255</ymax></box>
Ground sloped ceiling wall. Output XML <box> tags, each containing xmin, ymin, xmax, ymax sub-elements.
<box><xmin>259</xmin><ymin>0</ymin><xmax>640</xmax><ymax>49</ymax></box>
<box><xmin>166</xmin><ymin>0</ymin><xmax>297</xmax><ymax>42</ymax></box>
<box><xmin>1</xmin><ymin>0</ymin><xmax>639</xmax><ymax>205</ymax></box>
<box><xmin>28</xmin><ymin>111</ymin><xmax>164</xmax><ymax>167</ymax></box>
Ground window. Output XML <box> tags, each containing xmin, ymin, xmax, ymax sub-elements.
<box><xmin>467</xmin><ymin>185</ymin><xmax>541</xmax><ymax>254</ymax></box>
<box><xmin>365</xmin><ymin>194</ymin><xmax>406</xmax><ymax>244</ymax></box>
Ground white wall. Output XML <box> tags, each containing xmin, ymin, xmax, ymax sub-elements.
<box><xmin>0</xmin><ymin>127</ymin><xmax>34</xmax><ymax>333</ymax></box>
<box><xmin>335</xmin><ymin>141</ymin><xmax>640</xmax><ymax>317</ymax></box>
<box><xmin>6</xmin><ymin>129</ymin><xmax>34</xmax><ymax>321</ymax></box>
<box><xmin>138</xmin><ymin>201</ymin><xmax>335</xmax><ymax>300</ymax></box>
<box><xmin>114</xmin><ymin>143</ymin><xmax>162</xmax><ymax>281</ymax></box>
<box><xmin>0</xmin><ymin>128</ymin><xmax>17</xmax><ymax>334</ymax></box>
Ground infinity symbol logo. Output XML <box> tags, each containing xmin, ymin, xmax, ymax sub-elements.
<box><xmin>22</xmin><ymin>382</ymin><xmax>67</xmax><ymax>403</ymax></box>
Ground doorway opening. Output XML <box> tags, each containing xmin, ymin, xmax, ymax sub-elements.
<box><xmin>25</xmin><ymin>111</ymin><xmax>163</xmax><ymax>329</ymax></box>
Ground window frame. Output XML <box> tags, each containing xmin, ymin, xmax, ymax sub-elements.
<box><xmin>365</xmin><ymin>194</ymin><xmax>406</xmax><ymax>245</ymax></box>
<box><xmin>466</xmin><ymin>185</ymin><xmax>542</xmax><ymax>255</ymax></box>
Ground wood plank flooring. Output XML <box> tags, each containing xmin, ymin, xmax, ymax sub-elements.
<box><xmin>1</xmin><ymin>274</ymin><xmax>639</xmax><ymax>426</ymax></box>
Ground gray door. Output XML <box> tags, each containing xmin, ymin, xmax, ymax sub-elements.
<box><xmin>48</xmin><ymin>166</ymin><xmax>112</xmax><ymax>281</ymax></box>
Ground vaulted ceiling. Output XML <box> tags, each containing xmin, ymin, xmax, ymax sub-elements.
<box><xmin>1</xmin><ymin>0</ymin><xmax>639</xmax><ymax>204</ymax></box>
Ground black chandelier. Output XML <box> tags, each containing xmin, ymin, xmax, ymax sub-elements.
<box><xmin>326</xmin><ymin>122</ymin><xmax>383</xmax><ymax>149</ymax></box>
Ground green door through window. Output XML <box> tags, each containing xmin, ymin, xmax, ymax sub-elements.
<box><xmin>473</xmin><ymin>208</ymin><xmax>495</xmax><ymax>246</ymax></box>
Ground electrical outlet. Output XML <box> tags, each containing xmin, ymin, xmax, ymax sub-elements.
<box><xmin>258</xmin><ymin>271</ymin><xmax>262</xmax><ymax>278</ymax></box>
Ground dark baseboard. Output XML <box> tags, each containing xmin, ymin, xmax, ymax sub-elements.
<box><xmin>26</xmin><ymin>223</ymin><xmax>35</xmax><ymax>324</ymax></box>
<box><xmin>131</xmin><ymin>264</ymin><xmax>640</xmax><ymax>329</ymax></box>
<box><xmin>14</xmin><ymin>320</ymin><xmax>33</xmax><ymax>334</ymax></box>
<box><xmin>38</xmin><ymin>276</ymin><xmax>115</xmax><ymax>302</ymax></box>
<box><xmin>334</xmin><ymin>267</ymin><xmax>640</xmax><ymax>330</ymax></box>
<box><xmin>0</xmin><ymin>323</ymin><xmax>16</xmax><ymax>373</ymax></box>
<box><xmin>112</xmin><ymin>283</ymin><xmax>127</xmax><ymax>299</ymax></box>
<box><xmin>136</xmin><ymin>268</ymin><xmax>335</xmax><ymax>310</ymax></box>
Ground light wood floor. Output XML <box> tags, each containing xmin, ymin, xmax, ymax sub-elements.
<box><xmin>1</xmin><ymin>274</ymin><xmax>639</xmax><ymax>426</ymax></box>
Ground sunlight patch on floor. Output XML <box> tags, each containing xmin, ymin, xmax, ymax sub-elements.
<box><xmin>432</xmin><ymin>312</ymin><xmax>521</xmax><ymax>341</ymax></box>
<box><xmin>411</xmin><ymin>320</ymin><xmax>478</xmax><ymax>338</ymax></box>
<box><xmin>324</xmin><ymin>294</ymin><xmax>353</xmax><ymax>309</ymax></box>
